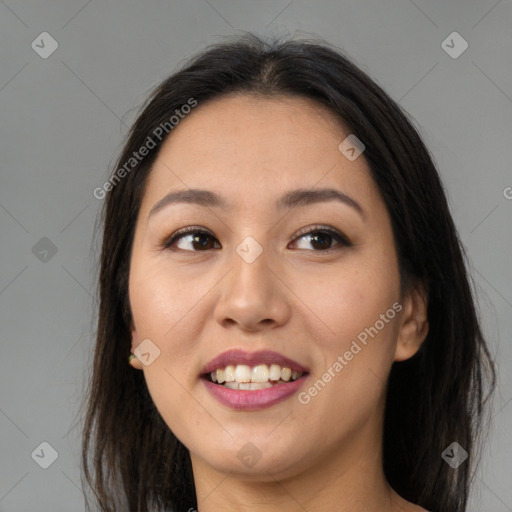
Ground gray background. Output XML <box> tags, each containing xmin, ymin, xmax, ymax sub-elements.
<box><xmin>1</xmin><ymin>1</ymin><xmax>511</xmax><ymax>510</ymax></box>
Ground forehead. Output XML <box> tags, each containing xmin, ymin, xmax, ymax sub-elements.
<box><xmin>158</xmin><ymin>93</ymin><xmax>349</xmax><ymax>162</ymax></box>
<box><xmin>140</xmin><ymin>93</ymin><xmax>380</xmax><ymax>216</ymax></box>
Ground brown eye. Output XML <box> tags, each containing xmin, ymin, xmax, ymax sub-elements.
<box><xmin>162</xmin><ymin>228</ymin><xmax>220</xmax><ymax>251</ymax></box>
<box><xmin>290</xmin><ymin>227</ymin><xmax>351</xmax><ymax>252</ymax></box>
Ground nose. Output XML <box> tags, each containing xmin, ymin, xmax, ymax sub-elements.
<box><xmin>213</xmin><ymin>243</ymin><xmax>292</xmax><ymax>332</ymax></box>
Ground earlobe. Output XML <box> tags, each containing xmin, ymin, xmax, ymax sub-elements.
<box><xmin>129</xmin><ymin>322</ymin><xmax>144</xmax><ymax>370</ymax></box>
<box><xmin>129</xmin><ymin>352</ymin><xmax>144</xmax><ymax>370</ymax></box>
<box><xmin>394</xmin><ymin>282</ymin><xmax>429</xmax><ymax>362</ymax></box>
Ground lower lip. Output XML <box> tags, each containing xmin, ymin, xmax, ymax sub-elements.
<box><xmin>202</xmin><ymin>376</ymin><xmax>308</xmax><ymax>410</ymax></box>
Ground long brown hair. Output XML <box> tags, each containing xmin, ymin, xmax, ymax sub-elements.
<box><xmin>80</xmin><ymin>33</ymin><xmax>496</xmax><ymax>512</ymax></box>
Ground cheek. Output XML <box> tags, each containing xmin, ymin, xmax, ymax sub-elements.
<box><xmin>129</xmin><ymin>258</ymin><xmax>208</xmax><ymax>341</ymax></box>
<box><xmin>129</xmin><ymin>262</ymin><xmax>212</xmax><ymax>440</ymax></box>
<box><xmin>288</xmin><ymin>257</ymin><xmax>400</xmax><ymax>418</ymax></box>
<box><xmin>288</xmin><ymin>259</ymin><xmax>399</xmax><ymax>349</ymax></box>
<box><xmin>128</xmin><ymin>261</ymin><xmax>206</xmax><ymax>416</ymax></box>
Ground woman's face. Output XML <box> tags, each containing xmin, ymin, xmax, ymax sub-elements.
<box><xmin>128</xmin><ymin>94</ymin><xmax>427</xmax><ymax>482</ymax></box>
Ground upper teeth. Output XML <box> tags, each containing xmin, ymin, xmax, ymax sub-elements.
<box><xmin>210</xmin><ymin>364</ymin><xmax>303</xmax><ymax>384</ymax></box>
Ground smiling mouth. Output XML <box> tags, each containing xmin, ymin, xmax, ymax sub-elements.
<box><xmin>202</xmin><ymin>363</ymin><xmax>308</xmax><ymax>390</ymax></box>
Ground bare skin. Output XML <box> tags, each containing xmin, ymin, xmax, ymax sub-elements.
<box><xmin>128</xmin><ymin>94</ymin><xmax>429</xmax><ymax>512</ymax></box>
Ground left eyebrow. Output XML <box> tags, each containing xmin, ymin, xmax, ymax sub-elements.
<box><xmin>147</xmin><ymin>187</ymin><xmax>365</xmax><ymax>222</ymax></box>
<box><xmin>277</xmin><ymin>188</ymin><xmax>365</xmax><ymax>219</ymax></box>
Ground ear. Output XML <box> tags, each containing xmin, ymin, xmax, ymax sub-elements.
<box><xmin>129</xmin><ymin>320</ymin><xmax>144</xmax><ymax>370</ymax></box>
<box><xmin>394</xmin><ymin>281</ymin><xmax>429</xmax><ymax>362</ymax></box>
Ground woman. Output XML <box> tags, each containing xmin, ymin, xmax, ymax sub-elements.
<box><xmin>81</xmin><ymin>33</ymin><xmax>496</xmax><ymax>512</ymax></box>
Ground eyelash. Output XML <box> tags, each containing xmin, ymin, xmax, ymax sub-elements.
<box><xmin>159</xmin><ymin>225</ymin><xmax>352</xmax><ymax>253</ymax></box>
